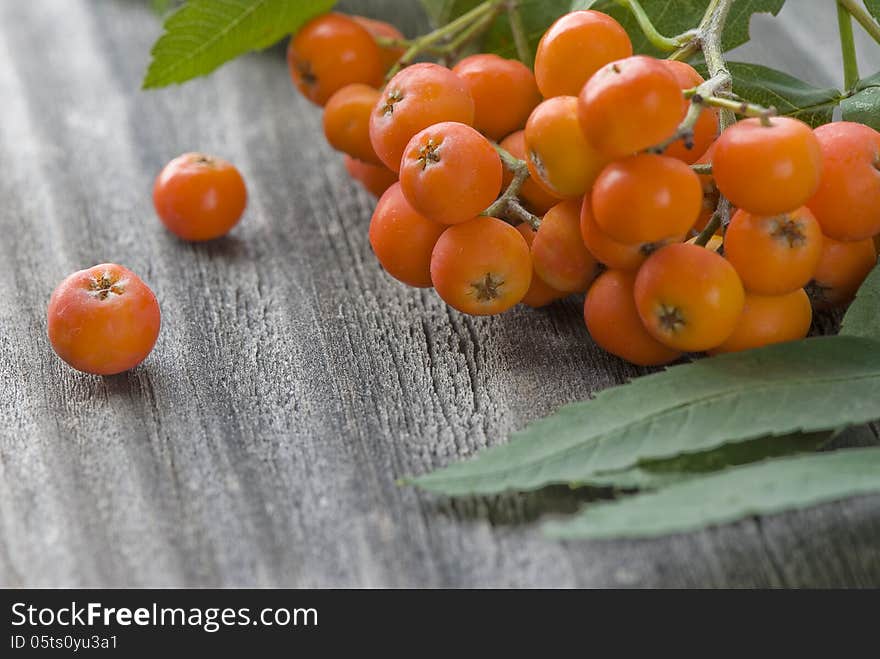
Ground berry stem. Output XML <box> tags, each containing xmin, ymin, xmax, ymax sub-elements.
<box><xmin>684</xmin><ymin>89</ymin><xmax>777</xmax><ymax>120</ymax></box>
<box><xmin>484</xmin><ymin>144</ymin><xmax>542</xmax><ymax>230</ymax></box>
<box><xmin>837</xmin><ymin>2</ymin><xmax>861</xmax><ymax>90</ymax></box>
<box><xmin>691</xmin><ymin>163</ymin><xmax>712</xmax><ymax>175</ymax></box>
<box><xmin>506</xmin><ymin>1</ymin><xmax>532</xmax><ymax>65</ymax></box>
<box><xmin>613</xmin><ymin>0</ymin><xmax>697</xmax><ymax>52</ymax></box>
<box><xmin>838</xmin><ymin>0</ymin><xmax>880</xmax><ymax>46</ymax></box>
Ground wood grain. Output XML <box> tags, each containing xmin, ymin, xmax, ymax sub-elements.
<box><xmin>0</xmin><ymin>0</ymin><xmax>878</xmax><ymax>587</ymax></box>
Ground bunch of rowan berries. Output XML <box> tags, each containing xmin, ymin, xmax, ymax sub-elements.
<box><xmin>288</xmin><ymin>9</ymin><xmax>880</xmax><ymax>367</ymax></box>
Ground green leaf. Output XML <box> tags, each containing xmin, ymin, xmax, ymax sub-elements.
<box><xmin>841</xmin><ymin>261</ymin><xmax>880</xmax><ymax>341</ymax></box>
<box><xmin>544</xmin><ymin>447</ymin><xmax>880</xmax><ymax>539</ymax></box>
<box><xmin>865</xmin><ymin>0</ymin><xmax>880</xmax><ymax>23</ymax></box>
<box><xmin>701</xmin><ymin>61</ymin><xmax>843</xmax><ymax>127</ymax></box>
<box><xmin>483</xmin><ymin>0</ymin><xmax>572</xmax><ymax>61</ymax></box>
<box><xmin>409</xmin><ymin>336</ymin><xmax>880</xmax><ymax>496</ymax></box>
<box><xmin>841</xmin><ymin>72</ymin><xmax>880</xmax><ymax>131</ymax></box>
<box><xmin>143</xmin><ymin>0</ymin><xmax>335</xmax><ymax>89</ymax></box>
<box><xmin>572</xmin><ymin>0</ymin><xmax>784</xmax><ymax>57</ymax></box>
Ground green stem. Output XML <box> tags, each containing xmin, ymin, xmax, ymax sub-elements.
<box><xmin>839</xmin><ymin>0</ymin><xmax>880</xmax><ymax>46</ymax></box>
<box><xmin>837</xmin><ymin>2</ymin><xmax>861</xmax><ymax>90</ymax></box>
<box><xmin>445</xmin><ymin>8</ymin><xmax>499</xmax><ymax>54</ymax></box>
<box><xmin>614</xmin><ymin>0</ymin><xmax>686</xmax><ymax>51</ymax></box>
<box><xmin>684</xmin><ymin>88</ymin><xmax>777</xmax><ymax>120</ymax></box>
<box><xmin>506</xmin><ymin>1</ymin><xmax>532</xmax><ymax>65</ymax></box>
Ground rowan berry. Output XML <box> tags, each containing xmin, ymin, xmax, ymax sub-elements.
<box><xmin>534</xmin><ymin>10</ymin><xmax>632</xmax><ymax>98</ymax></box>
<box><xmin>499</xmin><ymin>131</ymin><xmax>562</xmax><ymax>215</ymax></box>
<box><xmin>531</xmin><ymin>199</ymin><xmax>599</xmax><ymax>293</ymax></box>
<box><xmin>369</xmin><ymin>63</ymin><xmax>474</xmax><ymax>172</ymax></box>
<box><xmin>635</xmin><ymin>243</ymin><xmax>745</xmax><ymax>352</ymax></box>
<box><xmin>399</xmin><ymin>122</ymin><xmax>502</xmax><ymax>225</ymax></box>
<box><xmin>352</xmin><ymin>15</ymin><xmax>406</xmax><ymax>72</ymax></box>
<box><xmin>430</xmin><ymin>216</ymin><xmax>531</xmax><ymax>315</ymax></box>
<box><xmin>369</xmin><ymin>183</ymin><xmax>446</xmax><ymax>288</ymax></box>
<box><xmin>591</xmin><ymin>154</ymin><xmax>702</xmax><ymax>244</ymax></box>
<box><xmin>724</xmin><ymin>206</ymin><xmax>822</xmax><ymax>295</ymax></box>
<box><xmin>452</xmin><ymin>54</ymin><xmax>541</xmax><ymax>141</ymax></box>
<box><xmin>807</xmin><ymin>121</ymin><xmax>880</xmax><ymax>241</ymax></box>
<box><xmin>47</xmin><ymin>264</ymin><xmax>161</xmax><ymax>376</ymax></box>
<box><xmin>324</xmin><ymin>84</ymin><xmax>383</xmax><ymax>165</ymax></box>
<box><xmin>710</xmin><ymin>289</ymin><xmax>812</xmax><ymax>355</ymax></box>
<box><xmin>153</xmin><ymin>153</ymin><xmax>247</xmax><ymax>242</ymax></box>
<box><xmin>515</xmin><ymin>223</ymin><xmax>567</xmax><ymax>308</ymax></box>
<box><xmin>584</xmin><ymin>270</ymin><xmax>681</xmax><ymax>366</ymax></box>
<box><xmin>712</xmin><ymin>116</ymin><xmax>822</xmax><ymax>215</ymax></box>
<box><xmin>343</xmin><ymin>155</ymin><xmax>398</xmax><ymax>197</ymax></box>
<box><xmin>524</xmin><ymin>96</ymin><xmax>608</xmax><ymax>199</ymax></box>
<box><xmin>578</xmin><ymin>55</ymin><xmax>684</xmax><ymax>159</ymax></box>
<box><xmin>580</xmin><ymin>197</ymin><xmax>679</xmax><ymax>271</ymax></box>
<box><xmin>661</xmin><ymin>60</ymin><xmax>719</xmax><ymax>164</ymax></box>
<box><xmin>809</xmin><ymin>236</ymin><xmax>877</xmax><ymax>310</ymax></box>
<box><xmin>287</xmin><ymin>13</ymin><xmax>384</xmax><ymax>106</ymax></box>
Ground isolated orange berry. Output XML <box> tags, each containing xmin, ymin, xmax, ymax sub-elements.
<box><xmin>369</xmin><ymin>183</ymin><xmax>446</xmax><ymax>288</ymax></box>
<box><xmin>591</xmin><ymin>154</ymin><xmax>702</xmax><ymax>244</ymax></box>
<box><xmin>153</xmin><ymin>153</ymin><xmax>247</xmax><ymax>242</ymax></box>
<box><xmin>531</xmin><ymin>199</ymin><xmax>599</xmax><ymax>293</ymax></box>
<box><xmin>399</xmin><ymin>122</ymin><xmax>502</xmax><ymax>225</ymax></box>
<box><xmin>635</xmin><ymin>243</ymin><xmax>745</xmax><ymax>352</ymax></box>
<box><xmin>352</xmin><ymin>15</ymin><xmax>406</xmax><ymax>72</ymax></box>
<box><xmin>452</xmin><ymin>54</ymin><xmax>542</xmax><ymax>141</ymax></box>
<box><xmin>369</xmin><ymin>63</ymin><xmax>474</xmax><ymax>172</ymax></box>
<box><xmin>47</xmin><ymin>264</ymin><xmax>161</xmax><ymax>375</ymax></box>
<box><xmin>724</xmin><ymin>207</ymin><xmax>822</xmax><ymax>295</ymax></box>
<box><xmin>578</xmin><ymin>55</ymin><xmax>683</xmax><ymax>159</ymax></box>
<box><xmin>661</xmin><ymin>60</ymin><xmax>719</xmax><ymax>164</ymax></box>
<box><xmin>323</xmin><ymin>83</ymin><xmax>383</xmax><ymax>165</ymax></box>
<box><xmin>585</xmin><ymin>270</ymin><xmax>681</xmax><ymax>366</ymax></box>
<box><xmin>580</xmin><ymin>197</ymin><xmax>680</xmax><ymax>271</ymax></box>
<box><xmin>430</xmin><ymin>216</ymin><xmax>531</xmax><ymax>315</ymax></box>
<box><xmin>499</xmin><ymin>131</ymin><xmax>562</xmax><ymax>215</ymax></box>
<box><xmin>343</xmin><ymin>155</ymin><xmax>397</xmax><ymax>197</ymax></box>
<box><xmin>807</xmin><ymin>121</ymin><xmax>880</xmax><ymax>241</ymax></box>
<box><xmin>524</xmin><ymin>96</ymin><xmax>608</xmax><ymax>198</ymax></box>
<box><xmin>534</xmin><ymin>10</ymin><xmax>632</xmax><ymax>98</ymax></box>
<box><xmin>712</xmin><ymin>116</ymin><xmax>822</xmax><ymax>215</ymax></box>
<box><xmin>710</xmin><ymin>289</ymin><xmax>812</xmax><ymax>355</ymax></box>
<box><xmin>809</xmin><ymin>236</ymin><xmax>877</xmax><ymax>310</ymax></box>
<box><xmin>287</xmin><ymin>13</ymin><xmax>384</xmax><ymax>106</ymax></box>
<box><xmin>515</xmin><ymin>223</ymin><xmax>567</xmax><ymax>307</ymax></box>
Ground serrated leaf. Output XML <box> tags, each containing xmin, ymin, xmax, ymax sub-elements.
<box><xmin>699</xmin><ymin>61</ymin><xmax>843</xmax><ymax>127</ymax></box>
<box><xmin>841</xmin><ymin>72</ymin><xmax>880</xmax><ymax>131</ymax></box>
<box><xmin>410</xmin><ymin>336</ymin><xmax>880</xmax><ymax>496</ymax></box>
<box><xmin>865</xmin><ymin>0</ymin><xmax>880</xmax><ymax>23</ymax></box>
<box><xmin>143</xmin><ymin>0</ymin><xmax>335</xmax><ymax>89</ymax></box>
<box><xmin>841</xmin><ymin>261</ymin><xmax>880</xmax><ymax>340</ymax></box>
<box><xmin>483</xmin><ymin>0</ymin><xmax>572</xmax><ymax>61</ymax></box>
<box><xmin>572</xmin><ymin>0</ymin><xmax>784</xmax><ymax>57</ymax></box>
<box><xmin>544</xmin><ymin>447</ymin><xmax>880</xmax><ymax>539</ymax></box>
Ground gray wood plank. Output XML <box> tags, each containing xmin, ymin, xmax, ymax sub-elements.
<box><xmin>0</xmin><ymin>0</ymin><xmax>878</xmax><ymax>587</ymax></box>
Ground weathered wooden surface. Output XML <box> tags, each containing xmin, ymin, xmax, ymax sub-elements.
<box><xmin>0</xmin><ymin>0</ymin><xmax>878</xmax><ymax>588</ymax></box>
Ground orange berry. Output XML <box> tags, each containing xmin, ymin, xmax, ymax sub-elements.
<box><xmin>635</xmin><ymin>243</ymin><xmax>745</xmax><ymax>352</ymax></box>
<box><xmin>430</xmin><ymin>216</ymin><xmax>531</xmax><ymax>315</ymax></box>
<box><xmin>585</xmin><ymin>270</ymin><xmax>681</xmax><ymax>366</ymax></box>
<box><xmin>323</xmin><ymin>83</ymin><xmax>383</xmax><ymax>165</ymax></box>
<box><xmin>534</xmin><ymin>10</ymin><xmax>632</xmax><ymax>98</ymax></box>
<box><xmin>352</xmin><ymin>15</ymin><xmax>406</xmax><ymax>72</ymax></box>
<box><xmin>712</xmin><ymin>116</ymin><xmax>822</xmax><ymax>215</ymax></box>
<box><xmin>660</xmin><ymin>60</ymin><xmax>719</xmax><ymax>164</ymax></box>
<box><xmin>47</xmin><ymin>264</ymin><xmax>161</xmax><ymax>375</ymax></box>
<box><xmin>809</xmin><ymin>236</ymin><xmax>877</xmax><ymax>310</ymax></box>
<box><xmin>499</xmin><ymin>131</ymin><xmax>562</xmax><ymax>215</ymax></box>
<box><xmin>578</xmin><ymin>55</ymin><xmax>683</xmax><ymax>158</ymax></box>
<box><xmin>724</xmin><ymin>207</ymin><xmax>822</xmax><ymax>295</ymax></box>
<box><xmin>807</xmin><ymin>121</ymin><xmax>880</xmax><ymax>241</ymax></box>
<box><xmin>369</xmin><ymin>63</ymin><xmax>474</xmax><ymax>172</ymax></box>
<box><xmin>710</xmin><ymin>289</ymin><xmax>812</xmax><ymax>355</ymax></box>
<box><xmin>516</xmin><ymin>223</ymin><xmax>567</xmax><ymax>307</ymax></box>
<box><xmin>369</xmin><ymin>183</ymin><xmax>446</xmax><ymax>288</ymax></box>
<box><xmin>399</xmin><ymin>122</ymin><xmax>502</xmax><ymax>225</ymax></box>
<box><xmin>591</xmin><ymin>154</ymin><xmax>702</xmax><ymax>244</ymax></box>
<box><xmin>524</xmin><ymin>96</ymin><xmax>609</xmax><ymax>198</ymax></box>
<box><xmin>452</xmin><ymin>54</ymin><xmax>542</xmax><ymax>141</ymax></box>
<box><xmin>531</xmin><ymin>199</ymin><xmax>599</xmax><ymax>292</ymax></box>
<box><xmin>287</xmin><ymin>13</ymin><xmax>384</xmax><ymax>106</ymax></box>
<box><xmin>343</xmin><ymin>155</ymin><xmax>397</xmax><ymax>197</ymax></box>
